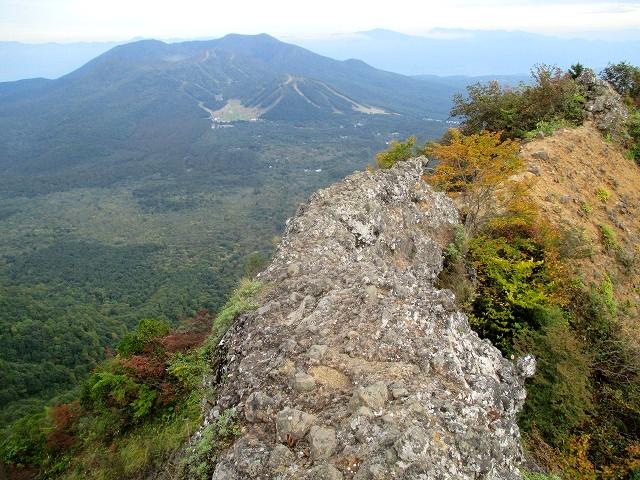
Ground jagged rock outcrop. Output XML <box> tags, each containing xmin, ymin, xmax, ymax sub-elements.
<box><xmin>207</xmin><ymin>159</ymin><xmax>534</xmax><ymax>479</ymax></box>
<box><xmin>576</xmin><ymin>69</ymin><xmax>629</xmax><ymax>135</ymax></box>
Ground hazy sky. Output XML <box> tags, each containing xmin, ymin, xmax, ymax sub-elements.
<box><xmin>1</xmin><ymin>0</ymin><xmax>639</xmax><ymax>42</ymax></box>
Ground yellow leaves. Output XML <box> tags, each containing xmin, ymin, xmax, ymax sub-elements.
<box><xmin>428</xmin><ymin>129</ymin><xmax>521</xmax><ymax>191</ymax></box>
<box><xmin>426</xmin><ymin>129</ymin><xmax>523</xmax><ymax>231</ymax></box>
<box><xmin>562</xmin><ymin>435</ymin><xmax>640</xmax><ymax>480</ymax></box>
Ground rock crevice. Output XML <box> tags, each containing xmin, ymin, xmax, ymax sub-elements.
<box><xmin>209</xmin><ymin>159</ymin><xmax>533</xmax><ymax>479</ymax></box>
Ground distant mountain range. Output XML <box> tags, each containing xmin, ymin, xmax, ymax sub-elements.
<box><xmin>0</xmin><ymin>34</ymin><xmax>464</xmax><ymax>418</ymax></box>
<box><xmin>296</xmin><ymin>28</ymin><xmax>640</xmax><ymax>76</ymax></box>
<box><xmin>414</xmin><ymin>74</ymin><xmax>531</xmax><ymax>88</ymax></box>
<box><xmin>4</xmin><ymin>28</ymin><xmax>637</xmax><ymax>82</ymax></box>
<box><xmin>0</xmin><ymin>33</ymin><xmax>459</xmax><ymax>185</ymax></box>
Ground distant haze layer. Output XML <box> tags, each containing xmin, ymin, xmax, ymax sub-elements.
<box><xmin>295</xmin><ymin>29</ymin><xmax>640</xmax><ymax>76</ymax></box>
<box><xmin>2</xmin><ymin>28</ymin><xmax>640</xmax><ymax>82</ymax></box>
<box><xmin>0</xmin><ymin>41</ymin><xmax>120</xmax><ymax>82</ymax></box>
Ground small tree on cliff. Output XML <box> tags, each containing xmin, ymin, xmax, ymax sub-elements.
<box><xmin>600</xmin><ymin>61</ymin><xmax>640</xmax><ymax>101</ymax></box>
<box><xmin>569</xmin><ymin>63</ymin><xmax>585</xmax><ymax>79</ymax></box>
<box><xmin>426</xmin><ymin>129</ymin><xmax>524</xmax><ymax>232</ymax></box>
<box><xmin>375</xmin><ymin>136</ymin><xmax>417</xmax><ymax>169</ymax></box>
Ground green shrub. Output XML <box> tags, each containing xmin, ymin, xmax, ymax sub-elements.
<box><xmin>84</xmin><ymin>370</ymin><xmax>140</xmax><ymax>409</ymax></box>
<box><xmin>0</xmin><ymin>412</ymin><xmax>47</xmax><ymax>466</ymax></box>
<box><xmin>438</xmin><ymin>225</ymin><xmax>476</xmax><ymax>310</ymax></box>
<box><xmin>178</xmin><ymin>409</ymin><xmax>241</xmax><ymax>480</ymax></box>
<box><xmin>599</xmin><ymin>274</ymin><xmax>616</xmax><ymax>316</ymax></box>
<box><xmin>375</xmin><ymin>136</ymin><xmax>417</xmax><ymax>169</ymax></box>
<box><xmin>117</xmin><ymin>318</ymin><xmax>171</xmax><ymax>356</ymax></box>
<box><xmin>523</xmin><ymin>119</ymin><xmax>572</xmax><ymax>139</ymax></box>
<box><xmin>467</xmin><ymin>234</ymin><xmax>552</xmax><ymax>353</ymax></box>
<box><xmin>599</xmin><ymin>224</ymin><xmax>620</xmax><ymax>252</ymax></box>
<box><xmin>516</xmin><ymin>308</ymin><xmax>592</xmax><ymax>445</ymax></box>
<box><xmin>580</xmin><ymin>201</ymin><xmax>593</xmax><ymax>215</ymax></box>
<box><xmin>569</xmin><ymin>63</ymin><xmax>585</xmax><ymax>80</ymax></box>
<box><xmin>452</xmin><ymin>65</ymin><xmax>585</xmax><ymax>139</ymax></box>
<box><xmin>595</xmin><ymin>187</ymin><xmax>610</xmax><ymax>203</ymax></box>
<box><xmin>629</xmin><ymin>143</ymin><xmax>640</xmax><ymax>164</ymax></box>
<box><xmin>626</xmin><ymin>109</ymin><xmax>640</xmax><ymax>163</ymax></box>
<box><xmin>131</xmin><ymin>386</ymin><xmax>157</xmax><ymax>420</ymax></box>
<box><xmin>168</xmin><ymin>350</ymin><xmax>207</xmax><ymax>390</ymax></box>
<box><xmin>444</xmin><ymin>225</ymin><xmax>467</xmax><ymax>264</ymax></box>
<box><xmin>243</xmin><ymin>251</ymin><xmax>267</xmax><ymax>277</ymax></box>
<box><xmin>600</xmin><ymin>62</ymin><xmax>640</xmax><ymax>100</ymax></box>
<box><xmin>451</xmin><ymin>80</ymin><xmax>524</xmax><ymax>137</ymax></box>
<box><xmin>206</xmin><ymin>279</ymin><xmax>261</xmax><ymax>350</ymax></box>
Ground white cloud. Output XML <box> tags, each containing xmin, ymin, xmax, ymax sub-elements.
<box><xmin>0</xmin><ymin>0</ymin><xmax>638</xmax><ymax>42</ymax></box>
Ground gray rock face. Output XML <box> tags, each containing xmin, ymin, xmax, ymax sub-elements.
<box><xmin>577</xmin><ymin>69</ymin><xmax>629</xmax><ymax>135</ymax></box>
<box><xmin>276</xmin><ymin>407</ymin><xmax>317</xmax><ymax>442</ymax></box>
<box><xmin>350</xmin><ymin>382</ymin><xmax>389</xmax><ymax>411</ymax></box>
<box><xmin>308</xmin><ymin>425</ymin><xmax>338</xmax><ymax>460</ymax></box>
<box><xmin>208</xmin><ymin>159</ymin><xmax>532</xmax><ymax>479</ymax></box>
<box><xmin>293</xmin><ymin>372</ymin><xmax>317</xmax><ymax>392</ymax></box>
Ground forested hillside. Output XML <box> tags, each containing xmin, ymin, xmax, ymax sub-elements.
<box><xmin>2</xmin><ymin>60</ymin><xmax>639</xmax><ymax>480</ymax></box>
<box><xmin>0</xmin><ymin>35</ymin><xmax>454</xmax><ymax>427</ymax></box>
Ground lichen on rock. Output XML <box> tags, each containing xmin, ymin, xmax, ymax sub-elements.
<box><xmin>205</xmin><ymin>158</ymin><xmax>533</xmax><ymax>479</ymax></box>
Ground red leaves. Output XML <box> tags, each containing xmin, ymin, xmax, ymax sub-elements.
<box><xmin>120</xmin><ymin>355</ymin><xmax>165</xmax><ymax>380</ymax></box>
<box><xmin>158</xmin><ymin>382</ymin><xmax>178</xmax><ymax>405</ymax></box>
<box><xmin>158</xmin><ymin>310</ymin><xmax>211</xmax><ymax>353</ymax></box>
<box><xmin>39</xmin><ymin>310</ymin><xmax>213</xmax><ymax>458</ymax></box>
<box><xmin>46</xmin><ymin>402</ymin><xmax>81</xmax><ymax>452</ymax></box>
<box><xmin>160</xmin><ymin>331</ymin><xmax>207</xmax><ymax>353</ymax></box>
<box><xmin>50</xmin><ymin>402</ymin><xmax>81</xmax><ymax>431</ymax></box>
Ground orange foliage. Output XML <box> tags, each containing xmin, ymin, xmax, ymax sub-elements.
<box><xmin>563</xmin><ymin>435</ymin><xmax>598</xmax><ymax>479</ymax></box>
<box><xmin>427</xmin><ymin>129</ymin><xmax>523</xmax><ymax>231</ymax></box>
<box><xmin>600</xmin><ymin>443</ymin><xmax>640</xmax><ymax>479</ymax></box>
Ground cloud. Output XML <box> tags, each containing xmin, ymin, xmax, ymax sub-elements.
<box><xmin>1</xmin><ymin>0</ymin><xmax>639</xmax><ymax>42</ymax></box>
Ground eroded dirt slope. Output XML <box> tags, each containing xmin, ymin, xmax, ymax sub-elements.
<box><xmin>521</xmin><ymin>122</ymin><xmax>639</xmax><ymax>342</ymax></box>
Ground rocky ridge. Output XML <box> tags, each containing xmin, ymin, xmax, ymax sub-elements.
<box><xmin>206</xmin><ymin>159</ymin><xmax>535</xmax><ymax>479</ymax></box>
<box><xmin>576</xmin><ymin>69</ymin><xmax>629</xmax><ymax>135</ymax></box>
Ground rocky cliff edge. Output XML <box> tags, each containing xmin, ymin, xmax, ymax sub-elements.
<box><xmin>207</xmin><ymin>158</ymin><xmax>534</xmax><ymax>479</ymax></box>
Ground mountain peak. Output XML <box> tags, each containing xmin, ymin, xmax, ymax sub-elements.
<box><xmin>109</xmin><ymin>38</ymin><xmax>167</xmax><ymax>56</ymax></box>
<box><xmin>215</xmin><ymin>32</ymin><xmax>287</xmax><ymax>50</ymax></box>
<box><xmin>219</xmin><ymin>32</ymin><xmax>280</xmax><ymax>42</ymax></box>
<box><xmin>38</xmin><ymin>31</ymin><xmax>446</xmax><ymax>123</ymax></box>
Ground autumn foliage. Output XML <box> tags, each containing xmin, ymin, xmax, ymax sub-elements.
<box><xmin>0</xmin><ymin>311</ymin><xmax>215</xmax><ymax>480</ymax></box>
<box><xmin>427</xmin><ymin>129</ymin><xmax>523</xmax><ymax>231</ymax></box>
<box><xmin>45</xmin><ymin>402</ymin><xmax>81</xmax><ymax>453</ymax></box>
<box><xmin>424</xmin><ymin>124</ymin><xmax>640</xmax><ymax>478</ymax></box>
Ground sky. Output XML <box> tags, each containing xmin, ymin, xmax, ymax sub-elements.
<box><xmin>1</xmin><ymin>0</ymin><xmax>639</xmax><ymax>43</ymax></box>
